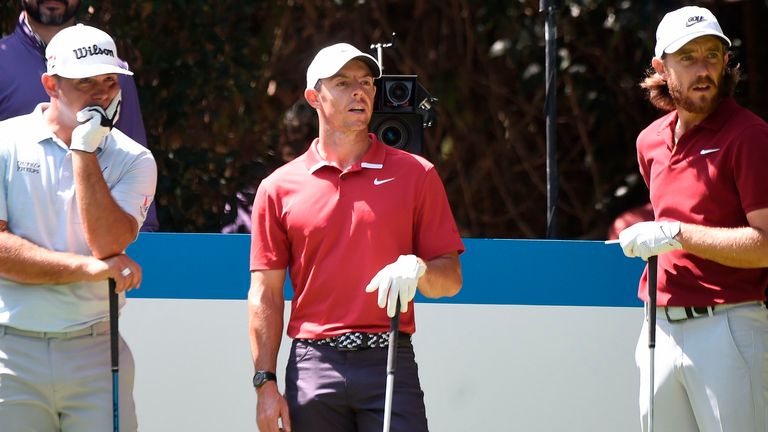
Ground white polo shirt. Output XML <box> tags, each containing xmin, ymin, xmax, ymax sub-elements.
<box><xmin>0</xmin><ymin>103</ymin><xmax>157</xmax><ymax>332</ymax></box>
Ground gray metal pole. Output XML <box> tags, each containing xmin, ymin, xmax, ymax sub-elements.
<box><xmin>541</xmin><ymin>0</ymin><xmax>559</xmax><ymax>238</ymax></box>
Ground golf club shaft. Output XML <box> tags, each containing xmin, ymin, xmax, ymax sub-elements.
<box><xmin>383</xmin><ymin>300</ymin><xmax>401</xmax><ymax>432</ymax></box>
<box><xmin>647</xmin><ymin>256</ymin><xmax>658</xmax><ymax>432</ymax></box>
<box><xmin>109</xmin><ymin>278</ymin><xmax>119</xmax><ymax>432</ymax></box>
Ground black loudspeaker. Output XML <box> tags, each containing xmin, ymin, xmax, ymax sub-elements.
<box><xmin>370</xmin><ymin>75</ymin><xmax>424</xmax><ymax>155</ymax></box>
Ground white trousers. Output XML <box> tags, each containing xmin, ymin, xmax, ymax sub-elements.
<box><xmin>635</xmin><ymin>303</ymin><xmax>768</xmax><ymax>432</ymax></box>
<box><xmin>0</xmin><ymin>326</ymin><xmax>137</xmax><ymax>432</ymax></box>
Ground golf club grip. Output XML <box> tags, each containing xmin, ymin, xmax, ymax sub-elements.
<box><xmin>647</xmin><ymin>256</ymin><xmax>658</xmax><ymax>349</ymax></box>
<box><xmin>387</xmin><ymin>300</ymin><xmax>401</xmax><ymax>374</ymax></box>
<box><xmin>109</xmin><ymin>278</ymin><xmax>119</xmax><ymax>369</ymax></box>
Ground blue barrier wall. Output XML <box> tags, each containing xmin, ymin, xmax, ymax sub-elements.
<box><xmin>122</xmin><ymin>233</ymin><xmax>649</xmax><ymax>431</ymax></box>
<box><xmin>126</xmin><ymin>233</ymin><xmax>645</xmax><ymax>307</ymax></box>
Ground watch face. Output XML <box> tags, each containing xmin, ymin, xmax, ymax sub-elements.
<box><xmin>253</xmin><ymin>371</ymin><xmax>276</xmax><ymax>388</ymax></box>
<box><xmin>253</xmin><ymin>372</ymin><xmax>266</xmax><ymax>387</ymax></box>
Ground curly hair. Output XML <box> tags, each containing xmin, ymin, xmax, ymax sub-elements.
<box><xmin>639</xmin><ymin>62</ymin><xmax>741</xmax><ymax>112</ymax></box>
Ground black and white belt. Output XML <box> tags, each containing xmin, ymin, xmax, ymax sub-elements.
<box><xmin>298</xmin><ymin>331</ymin><xmax>409</xmax><ymax>351</ymax></box>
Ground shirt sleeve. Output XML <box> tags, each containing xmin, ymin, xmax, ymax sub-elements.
<box><xmin>413</xmin><ymin>166</ymin><xmax>464</xmax><ymax>260</ymax></box>
<box><xmin>250</xmin><ymin>180</ymin><xmax>290</xmax><ymax>271</ymax></box>
<box><xmin>110</xmin><ymin>151</ymin><xmax>157</xmax><ymax>231</ymax></box>
<box><xmin>732</xmin><ymin>124</ymin><xmax>768</xmax><ymax>214</ymax></box>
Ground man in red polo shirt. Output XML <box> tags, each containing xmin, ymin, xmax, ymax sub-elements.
<box><xmin>247</xmin><ymin>43</ymin><xmax>464</xmax><ymax>432</ymax></box>
<box><xmin>618</xmin><ymin>6</ymin><xmax>768</xmax><ymax>432</ymax></box>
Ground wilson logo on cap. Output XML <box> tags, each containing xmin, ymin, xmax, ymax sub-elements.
<box><xmin>73</xmin><ymin>44</ymin><xmax>115</xmax><ymax>60</ymax></box>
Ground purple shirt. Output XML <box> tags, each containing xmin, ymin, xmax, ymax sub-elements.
<box><xmin>0</xmin><ymin>13</ymin><xmax>158</xmax><ymax>231</ymax></box>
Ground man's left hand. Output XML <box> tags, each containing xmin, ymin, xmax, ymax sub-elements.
<box><xmin>365</xmin><ymin>254</ymin><xmax>427</xmax><ymax>317</ymax></box>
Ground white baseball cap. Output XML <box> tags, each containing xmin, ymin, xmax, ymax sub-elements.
<box><xmin>306</xmin><ymin>43</ymin><xmax>381</xmax><ymax>90</ymax></box>
<box><xmin>45</xmin><ymin>24</ymin><xmax>133</xmax><ymax>78</ymax></box>
<box><xmin>654</xmin><ymin>6</ymin><xmax>731</xmax><ymax>58</ymax></box>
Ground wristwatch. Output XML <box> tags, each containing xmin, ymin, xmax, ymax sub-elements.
<box><xmin>252</xmin><ymin>371</ymin><xmax>277</xmax><ymax>389</ymax></box>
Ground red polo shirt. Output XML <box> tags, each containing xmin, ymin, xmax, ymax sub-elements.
<box><xmin>635</xmin><ymin>98</ymin><xmax>768</xmax><ymax>306</ymax></box>
<box><xmin>250</xmin><ymin>134</ymin><xmax>464</xmax><ymax>338</ymax></box>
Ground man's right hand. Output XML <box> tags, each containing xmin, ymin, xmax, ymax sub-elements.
<box><xmin>256</xmin><ymin>382</ymin><xmax>291</xmax><ymax>432</ymax></box>
<box><xmin>70</xmin><ymin>91</ymin><xmax>122</xmax><ymax>153</ymax></box>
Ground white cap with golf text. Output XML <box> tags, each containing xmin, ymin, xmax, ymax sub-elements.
<box><xmin>306</xmin><ymin>43</ymin><xmax>382</xmax><ymax>90</ymax></box>
<box><xmin>45</xmin><ymin>24</ymin><xmax>133</xmax><ymax>78</ymax></box>
<box><xmin>655</xmin><ymin>6</ymin><xmax>731</xmax><ymax>58</ymax></box>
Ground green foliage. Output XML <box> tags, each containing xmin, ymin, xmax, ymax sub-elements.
<box><xmin>2</xmin><ymin>0</ymin><xmax>766</xmax><ymax>237</ymax></box>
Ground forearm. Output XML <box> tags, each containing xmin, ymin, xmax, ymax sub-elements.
<box><xmin>678</xmin><ymin>222</ymin><xmax>768</xmax><ymax>268</ymax></box>
<box><xmin>248</xmin><ymin>271</ymin><xmax>286</xmax><ymax>371</ymax></box>
<box><xmin>0</xmin><ymin>231</ymin><xmax>104</xmax><ymax>284</ymax></box>
<box><xmin>248</xmin><ymin>303</ymin><xmax>284</xmax><ymax>372</ymax></box>
<box><xmin>72</xmin><ymin>151</ymin><xmax>137</xmax><ymax>258</ymax></box>
<box><xmin>417</xmin><ymin>252</ymin><xmax>462</xmax><ymax>298</ymax></box>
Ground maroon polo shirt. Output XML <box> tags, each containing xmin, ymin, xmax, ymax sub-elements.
<box><xmin>250</xmin><ymin>134</ymin><xmax>464</xmax><ymax>338</ymax></box>
<box><xmin>635</xmin><ymin>97</ymin><xmax>768</xmax><ymax>306</ymax></box>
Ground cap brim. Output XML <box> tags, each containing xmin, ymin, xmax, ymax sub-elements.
<box><xmin>663</xmin><ymin>31</ymin><xmax>731</xmax><ymax>56</ymax></box>
<box><xmin>323</xmin><ymin>52</ymin><xmax>382</xmax><ymax>79</ymax></box>
<box><xmin>355</xmin><ymin>54</ymin><xmax>382</xmax><ymax>79</ymax></box>
<box><xmin>51</xmin><ymin>64</ymin><xmax>133</xmax><ymax>79</ymax></box>
<box><xmin>306</xmin><ymin>52</ymin><xmax>382</xmax><ymax>90</ymax></box>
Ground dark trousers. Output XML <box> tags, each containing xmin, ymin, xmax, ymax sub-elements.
<box><xmin>285</xmin><ymin>337</ymin><xmax>429</xmax><ymax>432</ymax></box>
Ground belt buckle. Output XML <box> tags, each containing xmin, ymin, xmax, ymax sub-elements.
<box><xmin>690</xmin><ymin>306</ymin><xmax>714</xmax><ymax>318</ymax></box>
<box><xmin>664</xmin><ymin>307</ymin><xmax>688</xmax><ymax>323</ymax></box>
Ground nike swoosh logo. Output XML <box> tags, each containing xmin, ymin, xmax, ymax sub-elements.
<box><xmin>700</xmin><ymin>148</ymin><xmax>720</xmax><ymax>155</ymax></box>
<box><xmin>373</xmin><ymin>177</ymin><xmax>395</xmax><ymax>186</ymax></box>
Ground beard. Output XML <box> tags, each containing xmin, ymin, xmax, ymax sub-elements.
<box><xmin>23</xmin><ymin>0</ymin><xmax>80</xmax><ymax>26</ymax></box>
<box><xmin>667</xmin><ymin>74</ymin><xmax>725</xmax><ymax>115</ymax></box>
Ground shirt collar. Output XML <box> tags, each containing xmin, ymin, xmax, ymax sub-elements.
<box><xmin>656</xmin><ymin>96</ymin><xmax>738</xmax><ymax>138</ymax></box>
<box><xmin>304</xmin><ymin>133</ymin><xmax>386</xmax><ymax>174</ymax></box>
<box><xmin>30</xmin><ymin>103</ymin><xmax>70</xmax><ymax>151</ymax></box>
<box><xmin>694</xmin><ymin>97</ymin><xmax>737</xmax><ymax>131</ymax></box>
<box><xmin>18</xmin><ymin>13</ymin><xmax>46</xmax><ymax>53</ymax></box>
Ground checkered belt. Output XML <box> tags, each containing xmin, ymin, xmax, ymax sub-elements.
<box><xmin>299</xmin><ymin>332</ymin><xmax>402</xmax><ymax>351</ymax></box>
<box><xmin>659</xmin><ymin>301</ymin><xmax>763</xmax><ymax>322</ymax></box>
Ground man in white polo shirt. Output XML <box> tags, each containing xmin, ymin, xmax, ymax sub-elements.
<box><xmin>0</xmin><ymin>24</ymin><xmax>156</xmax><ymax>431</ymax></box>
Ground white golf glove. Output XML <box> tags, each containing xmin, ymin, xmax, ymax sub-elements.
<box><xmin>365</xmin><ymin>254</ymin><xmax>427</xmax><ymax>318</ymax></box>
<box><xmin>71</xmin><ymin>91</ymin><xmax>122</xmax><ymax>153</ymax></box>
<box><xmin>618</xmin><ymin>220</ymin><xmax>682</xmax><ymax>260</ymax></box>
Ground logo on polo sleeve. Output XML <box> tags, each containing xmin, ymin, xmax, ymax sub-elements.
<box><xmin>140</xmin><ymin>196</ymin><xmax>150</xmax><ymax>219</ymax></box>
